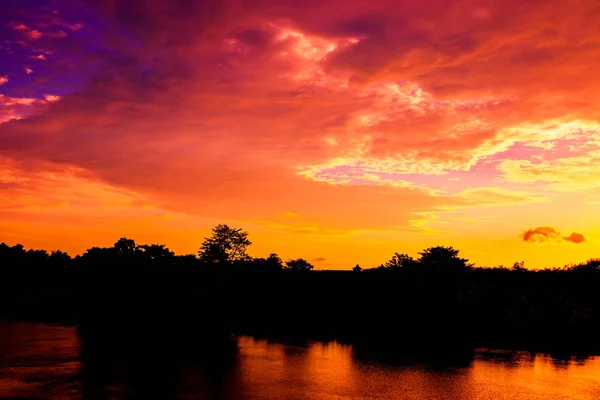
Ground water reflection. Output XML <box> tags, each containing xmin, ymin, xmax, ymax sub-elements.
<box><xmin>2</xmin><ymin>321</ymin><xmax>600</xmax><ymax>399</ymax></box>
<box><xmin>78</xmin><ymin>323</ymin><xmax>240</xmax><ymax>400</ymax></box>
<box><xmin>0</xmin><ymin>321</ymin><xmax>80</xmax><ymax>400</ymax></box>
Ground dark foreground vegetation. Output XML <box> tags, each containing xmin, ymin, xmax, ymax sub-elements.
<box><xmin>2</xmin><ymin>224</ymin><xmax>600</xmax><ymax>356</ymax></box>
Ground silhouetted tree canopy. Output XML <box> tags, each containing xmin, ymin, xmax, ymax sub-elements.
<box><xmin>285</xmin><ymin>258</ymin><xmax>314</xmax><ymax>272</ymax></box>
<box><xmin>49</xmin><ymin>250</ymin><xmax>71</xmax><ymax>263</ymax></box>
<box><xmin>114</xmin><ymin>238</ymin><xmax>137</xmax><ymax>257</ymax></box>
<box><xmin>198</xmin><ymin>224</ymin><xmax>251</xmax><ymax>264</ymax></box>
<box><xmin>417</xmin><ymin>246</ymin><xmax>471</xmax><ymax>272</ymax></box>
<box><xmin>139</xmin><ymin>244</ymin><xmax>174</xmax><ymax>260</ymax></box>
<box><xmin>512</xmin><ymin>261</ymin><xmax>526</xmax><ymax>272</ymax></box>
<box><xmin>384</xmin><ymin>253</ymin><xmax>417</xmax><ymax>269</ymax></box>
<box><xmin>254</xmin><ymin>253</ymin><xmax>284</xmax><ymax>272</ymax></box>
<box><xmin>4</xmin><ymin>225</ymin><xmax>600</xmax><ymax>355</ymax></box>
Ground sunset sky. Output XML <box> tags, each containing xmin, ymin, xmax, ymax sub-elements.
<box><xmin>1</xmin><ymin>0</ymin><xmax>600</xmax><ymax>269</ymax></box>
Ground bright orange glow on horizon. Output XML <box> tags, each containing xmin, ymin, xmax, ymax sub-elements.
<box><xmin>1</xmin><ymin>0</ymin><xmax>600</xmax><ymax>269</ymax></box>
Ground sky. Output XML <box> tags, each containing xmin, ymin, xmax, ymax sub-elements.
<box><xmin>1</xmin><ymin>0</ymin><xmax>600</xmax><ymax>269</ymax></box>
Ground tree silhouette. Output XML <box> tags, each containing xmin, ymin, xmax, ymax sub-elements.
<box><xmin>49</xmin><ymin>250</ymin><xmax>71</xmax><ymax>264</ymax></box>
<box><xmin>25</xmin><ymin>249</ymin><xmax>49</xmax><ymax>264</ymax></box>
<box><xmin>139</xmin><ymin>244</ymin><xmax>174</xmax><ymax>260</ymax></box>
<box><xmin>82</xmin><ymin>246</ymin><xmax>115</xmax><ymax>260</ymax></box>
<box><xmin>512</xmin><ymin>261</ymin><xmax>526</xmax><ymax>272</ymax></box>
<box><xmin>418</xmin><ymin>246</ymin><xmax>471</xmax><ymax>272</ymax></box>
<box><xmin>198</xmin><ymin>225</ymin><xmax>251</xmax><ymax>264</ymax></box>
<box><xmin>4</xmin><ymin>232</ymin><xmax>600</xmax><ymax>356</ymax></box>
<box><xmin>114</xmin><ymin>238</ymin><xmax>137</xmax><ymax>257</ymax></box>
<box><xmin>384</xmin><ymin>253</ymin><xmax>416</xmax><ymax>269</ymax></box>
<box><xmin>285</xmin><ymin>258</ymin><xmax>314</xmax><ymax>272</ymax></box>
<box><xmin>569</xmin><ymin>258</ymin><xmax>600</xmax><ymax>274</ymax></box>
<box><xmin>254</xmin><ymin>253</ymin><xmax>284</xmax><ymax>272</ymax></box>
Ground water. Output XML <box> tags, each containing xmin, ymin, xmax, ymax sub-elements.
<box><xmin>1</xmin><ymin>321</ymin><xmax>600</xmax><ymax>399</ymax></box>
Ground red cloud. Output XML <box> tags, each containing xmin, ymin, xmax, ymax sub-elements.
<box><xmin>4</xmin><ymin>0</ymin><xmax>600</xmax><ymax>166</ymax></box>
<box><xmin>564</xmin><ymin>232</ymin><xmax>586</xmax><ymax>244</ymax></box>
<box><xmin>522</xmin><ymin>227</ymin><xmax>586</xmax><ymax>244</ymax></box>
<box><xmin>1</xmin><ymin>0</ymin><xmax>599</xmax><ymax>238</ymax></box>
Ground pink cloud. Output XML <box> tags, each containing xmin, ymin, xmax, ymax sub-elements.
<box><xmin>0</xmin><ymin>76</ymin><xmax>8</xmax><ymax>86</ymax></box>
<box><xmin>12</xmin><ymin>23</ymin><xmax>45</xmax><ymax>39</ymax></box>
<box><xmin>66</xmin><ymin>23</ymin><xmax>85</xmax><ymax>31</ymax></box>
<box><xmin>43</xmin><ymin>94</ymin><xmax>61</xmax><ymax>102</ymax></box>
<box><xmin>0</xmin><ymin>95</ymin><xmax>56</xmax><ymax>124</ymax></box>
<box><xmin>28</xmin><ymin>30</ymin><xmax>43</xmax><ymax>40</ymax></box>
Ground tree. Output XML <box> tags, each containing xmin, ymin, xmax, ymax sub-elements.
<box><xmin>570</xmin><ymin>258</ymin><xmax>600</xmax><ymax>274</ymax></box>
<box><xmin>384</xmin><ymin>252</ymin><xmax>417</xmax><ymax>269</ymax></box>
<box><xmin>174</xmin><ymin>254</ymin><xmax>199</xmax><ymax>268</ymax></box>
<box><xmin>285</xmin><ymin>258</ymin><xmax>314</xmax><ymax>272</ymax></box>
<box><xmin>25</xmin><ymin>249</ymin><xmax>49</xmax><ymax>265</ymax></box>
<box><xmin>254</xmin><ymin>253</ymin><xmax>284</xmax><ymax>272</ymax></box>
<box><xmin>418</xmin><ymin>246</ymin><xmax>471</xmax><ymax>272</ymax></box>
<box><xmin>82</xmin><ymin>246</ymin><xmax>115</xmax><ymax>259</ymax></box>
<box><xmin>198</xmin><ymin>224</ymin><xmax>251</xmax><ymax>264</ymax></box>
<box><xmin>352</xmin><ymin>264</ymin><xmax>362</xmax><ymax>273</ymax></box>
<box><xmin>512</xmin><ymin>261</ymin><xmax>526</xmax><ymax>272</ymax></box>
<box><xmin>139</xmin><ymin>244</ymin><xmax>174</xmax><ymax>260</ymax></box>
<box><xmin>114</xmin><ymin>238</ymin><xmax>137</xmax><ymax>257</ymax></box>
<box><xmin>49</xmin><ymin>250</ymin><xmax>71</xmax><ymax>263</ymax></box>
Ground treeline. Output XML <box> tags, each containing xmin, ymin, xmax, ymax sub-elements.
<box><xmin>1</xmin><ymin>224</ymin><xmax>600</xmax><ymax>355</ymax></box>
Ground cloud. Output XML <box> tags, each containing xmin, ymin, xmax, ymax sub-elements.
<box><xmin>1</xmin><ymin>0</ymin><xmax>599</xmax><ymax>262</ymax></box>
<box><xmin>522</xmin><ymin>227</ymin><xmax>586</xmax><ymax>244</ymax></box>
<box><xmin>0</xmin><ymin>76</ymin><xmax>7</xmax><ymax>85</ymax></box>
<box><xmin>28</xmin><ymin>29</ymin><xmax>44</xmax><ymax>40</ymax></box>
<box><xmin>0</xmin><ymin>95</ymin><xmax>56</xmax><ymax>124</ymax></box>
<box><xmin>522</xmin><ymin>227</ymin><xmax>562</xmax><ymax>243</ymax></box>
<box><xmin>31</xmin><ymin>53</ymin><xmax>48</xmax><ymax>60</ymax></box>
<box><xmin>0</xmin><ymin>1</ymin><xmax>558</xmax><ymax>231</ymax></box>
<box><xmin>43</xmin><ymin>94</ymin><xmax>61</xmax><ymax>102</ymax></box>
<box><xmin>564</xmin><ymin>232</ymin><xmax>586</xmax><ymax>244</ymax></box>
<box><xmin>312</xmin><ymin>257</ymin><xmax>327</xmax><ymax>262</ymax></box>
<box><xmin>4</xmin><ymin>0</ymin><xmax>599</xmax><ymax>173</ymax></box>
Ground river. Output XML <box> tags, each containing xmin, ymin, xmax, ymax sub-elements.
<box><xmin>1</xmin><ymin>321</ymin><xmax>600</xmax><ymax>399</ymax></box>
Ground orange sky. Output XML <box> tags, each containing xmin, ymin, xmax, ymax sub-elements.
<box><xmin>1</xmin><ymin>0</ymin><xmax>600</xmax><ymax>269</ymax></box>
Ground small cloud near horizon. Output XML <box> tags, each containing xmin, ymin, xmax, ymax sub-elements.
<box><xmin>563</xmin><ymin>232</ymin><xmax>586</xmax><ymax>244</ymax></box>
<box><xmin>522</xmin><ymin>227</ymin><xmax>586</xmax><ymax>244</ymax></box>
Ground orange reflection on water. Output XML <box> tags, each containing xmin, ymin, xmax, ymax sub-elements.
<box><xmin>2</xmin><ymin>323</ymin><xmax>600</xmax><ymax>399</ymax></box>
<box><xmin>0</xmin><ymin>321</ymin><xmax>79</xmax><ymax>400</ymax></box>
<box><xmin>470</xmin><ymin>350</ymin><xmax>600</xmax><ymax>400</ymax></box>
<box><xmin>237</xmin><ymin>337</ymin><xmax>355</xmax><ymax>399</ymax></box>
<box><xmin>298</xmin><ymin>341</ymin><xmax>355</xmax><ymax>398</ymax></box>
